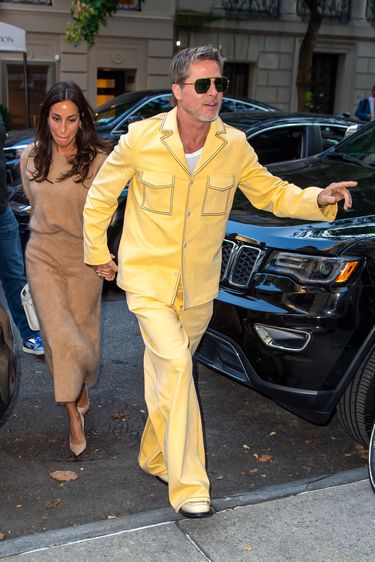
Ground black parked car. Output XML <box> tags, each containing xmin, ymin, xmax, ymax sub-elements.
<box><xmin>94</xmin><ymin>89</ymin><xmax>278</xmax><ymax>144</ymax></box>
<box><xmin>0</xmin><ymin>296</ymin><xmax>18</xmax><ymax>423</ymax></box>
<box><xmin>196</xmin><ymin>120</ymin><xmax>375</xmax><ymax>446</ymax></box>
<box><xmin>4</xmin><ymin>89</ymin><xmax>278</xmax><ymax>184</ymax></box>
<box><xmin>8</xmin><ymin>110</ymin><xmax>354</xmax><ymax>253</ymax></box>
<box><xmin>221</xmin><ymin>111</ymin><xmax>356</xmax><ymax>165</ymax></box>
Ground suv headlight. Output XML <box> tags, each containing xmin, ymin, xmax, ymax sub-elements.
<box><xmin>264</xmin><ymin>251</ymin><xmax>360</xmax><ymax>284</ymax></box>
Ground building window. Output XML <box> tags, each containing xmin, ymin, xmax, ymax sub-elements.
<box><xmin>0</xmin><ymin>0</ymin><xmax>52</xmax><ymax>4</ymax></box>
<box><xmin>297</xmin><ymin>0</ymin><xmax>350</xmax><ymax>22</ymax></box>
<box><xmin>96</xmin><ymin>68</ymin><xmax>136</xmax><ymax>106</ymax></box>
<box><xmin>4</xmin><ymin>62</ymin><xmax>55</xmax><ymax>128</ymax></box>
<box><xmin>367</xmin><ymin>0</ymin><xmax>375</xmax><ymax>21</ymax></box>
<box><xmin>117</xmin><ymin>0</ymin><xmax>142</xmax><ymax>11</ymax></box>
<box><xmin>221</xmin><ymin>0</ymin><xmax>279</xmax><ymax>19</ymax></box>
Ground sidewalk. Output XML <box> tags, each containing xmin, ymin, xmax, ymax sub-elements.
<box><xmin>1</xmin><ymin>467</ymin><xmax>373</xmax><ymax>561</ymax></box>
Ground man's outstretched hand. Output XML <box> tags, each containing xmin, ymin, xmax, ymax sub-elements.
<box><xmin>317</xmin><ymin>181</ymin><xmax>357</xmax><ymax>211</ymax></box>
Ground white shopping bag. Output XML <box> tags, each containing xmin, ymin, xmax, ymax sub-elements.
<box><xmin>20</xmin><ymin>283</ymin><xmax>40</xmax><ymax>331</ymax></box>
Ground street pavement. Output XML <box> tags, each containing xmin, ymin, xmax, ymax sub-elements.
<box><xmin>0</xmin><ymin>291</ymin><xmax>371</xmax><ymax>559</ymax></box>
<box><xmin>0</xmin><ymin>467</ymin><xmax>373</xmax><ymax>561</ymax></box>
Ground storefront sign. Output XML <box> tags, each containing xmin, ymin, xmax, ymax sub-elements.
<box><xmin>0</xmin><ymin>23</ymin><xmax>26</xmax><ymax>53</ymax></box>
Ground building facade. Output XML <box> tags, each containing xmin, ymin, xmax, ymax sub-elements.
<box><xmin>0</xmin><ymin>0</ymin><xmax>374</xmax><ymax>128</ymax></box>
<box><xmin>0</xmin><ymin>0</ymin><xmax>175</xmax><ymax>127</ymax></box>
<box><xmin>176</xmin><ymin>0</ymin><xmax>375</xmax><ymax>116</ymax></box>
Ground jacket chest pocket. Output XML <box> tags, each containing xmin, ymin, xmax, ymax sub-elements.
<box><xmin>201</xmin><ymin>175</ymin><xmax>235</xmax><ymax>216</ymax></box>
<box><xmin>139</xmin><ymin>171</ymin><xmax>174</xmax><ymax>215</ymax></box>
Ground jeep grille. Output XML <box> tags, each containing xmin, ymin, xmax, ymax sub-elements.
<box><xmin>221</xmin><ymin>239</ymin><xmax>261</xmax><ymax>289</ymax></box>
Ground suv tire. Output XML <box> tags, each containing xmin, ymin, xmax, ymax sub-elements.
<box><xmin>369</xmin><ymin>423</ymin><xmax>375</xmax><ymax>494</ymax></box>
<box><xmin>338</xmin><ymin>347</ymin><xmax>375</xmax><ymax>446</ymax></box>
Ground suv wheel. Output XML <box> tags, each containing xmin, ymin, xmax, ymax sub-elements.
<box><xmin>0</xmin><ymin>348</ymin><xmax>17</xmax><ymax>425</ymax></box>
<box><xmin>369</xmin><ymin>423</ymin><xmax>375</xmax><ymax>494</ymax></box>
<box><xmin>337</xmin><ymin>347</ymin><xmax>375</xmax><ymax>446</ymax></box>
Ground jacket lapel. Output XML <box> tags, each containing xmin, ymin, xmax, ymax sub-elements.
<box><xmin>194</xmin><ymin>117</ymin><xmax>228</xmax><ymax>176</ymax></box>
<box><xmin>159</xmin><ymin>108</ymin><xmax>189</xmax><ymax>174</ymax></box>
<box><xmin>159</xmin><ymin>108</ymin><xmax>228</xmax><ymax>176</ymax></box>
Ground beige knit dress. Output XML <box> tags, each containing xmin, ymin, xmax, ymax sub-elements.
<box><xmin>20</xmin><ymin>146</ymin><xmax>108</xmax><ymax>402</ymax></box>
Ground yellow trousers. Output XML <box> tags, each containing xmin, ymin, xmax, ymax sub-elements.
<box><xmin>126</xmin><ymin>286</ymin><xmax>213</xmax><ymax>512</ymax></box>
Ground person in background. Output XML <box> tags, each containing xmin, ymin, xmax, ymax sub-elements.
<box><xmin>20</xmin><ymin>81</ymin><xmax>110</xmax><ymax>457</ymax></box>
<box><xmin>0</xmin><ymin>113</ymin><xmax>44</xmax><ymax>355</ymax></box>
<box><xmin>355</xmin><ymin>85</ymin><xmax>375</xmax><ymax>122</ymax></box>
<box><xmin>83</xmin><ymin>46</ymin><xmax>356</xmax><ymax>519</ymax></box>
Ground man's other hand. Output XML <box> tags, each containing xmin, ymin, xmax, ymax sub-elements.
<box><xmin>94</xmin><ymin>255</ymin><xmax>119</xmax><ymax>282</ymax></box>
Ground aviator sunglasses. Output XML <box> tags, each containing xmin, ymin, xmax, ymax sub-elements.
<box><xmin>182</xmin><ymin>76</ymin><xmax>229</xmax><ymax>94</ymax></box>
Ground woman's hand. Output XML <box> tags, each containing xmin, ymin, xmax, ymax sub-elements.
<box><xmin>94</xmin><ymin>255</ymin><xmax>118</xmax><ymax>282</ymax></box>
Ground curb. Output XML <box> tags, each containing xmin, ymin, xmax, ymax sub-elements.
<box><xmin>0</xmin><ymin>466</ymin><xmax>367</xmax><ymax>559</ymax></box>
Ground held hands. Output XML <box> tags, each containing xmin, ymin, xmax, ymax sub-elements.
<box><xmin>94</xmin><ymin>254</ymin><xmax>119</xmax><ymax>282</ymax></box>
<box><xmin>317</xmin><ymin>181</ymin><xmax>357</xmax><ymax>211</ymax></box>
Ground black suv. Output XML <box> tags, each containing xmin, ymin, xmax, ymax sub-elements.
<box><xmin>196</xmin><ymin>121</ymin><xmax>375</xmax><ymax>446</ymax></box>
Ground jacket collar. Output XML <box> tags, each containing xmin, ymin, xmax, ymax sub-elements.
<box><xmin>159</xmin><ymin>107</ymin><xmax>228</xmax><ymax>175</ymax></box>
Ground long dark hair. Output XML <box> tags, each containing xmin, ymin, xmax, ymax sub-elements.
<box><xmin>31</xmin><ymin>81</ymin><xmax>110</xmax><ymax>184</ymax></box>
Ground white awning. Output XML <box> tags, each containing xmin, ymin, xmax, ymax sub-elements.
<box><xmin>0</xmin><ymin>22</ymin><xmax>26</xmax><ymax>53</ymax></box>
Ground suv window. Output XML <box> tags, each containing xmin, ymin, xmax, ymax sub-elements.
<box><xmin>95</xmin><ymin>98</ymin><xmax>140</xmax><ymax>127</ymax></box>
<box><xmin>249</xmin><ymin>127</ymin><xmax>304</xmax><ymax>165</ymax></box>
<box><xmin>335</xmin><ymin>124</ymin><xmax>375</xmax><ymax>160</ymax></box>
<box><xmin>127</xmin><ymin>95</ymin><xmax>173</xmax><ymax>122</ymax></box>
<box><xmin>221</xmin><ymin>99</ymin><xmax>259</xmax><ymax>112</ymax></box>
<box><xmin>320</xmin><ymin>125</ymin><xmax>347</xmax><ymax>150</ymax></box>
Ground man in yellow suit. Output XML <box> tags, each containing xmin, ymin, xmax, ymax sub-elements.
<box><xmin>83</xmin><ymin>46</ymin><xmax>355</xmax><ymax>519</ymax></box>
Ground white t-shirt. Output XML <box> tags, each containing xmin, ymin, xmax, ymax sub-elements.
<box><xmin>185</xmin><ymin>148</ymin><xmax>202</xmax><ymax>174</ymax></box>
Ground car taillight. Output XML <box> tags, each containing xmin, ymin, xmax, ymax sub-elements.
<box><xmin>264</xmin><ymin>251</ymin><xmax>360</xmax><ymax>284</ymax></box>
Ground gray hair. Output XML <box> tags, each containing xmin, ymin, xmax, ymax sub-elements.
<box><xmin>170</xmin><ymin>46</ymin><xmax>224</xmax><ymax>85</ymax></box>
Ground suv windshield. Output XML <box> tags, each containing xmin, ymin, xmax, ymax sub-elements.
<box><xmin>94</xmin><ymin>92</ymin><xmax>148</xmax><ymax>127</ymax></box>
<box><xmin>333</xmin><ymin>123</ymin><xmax>375</xmax><ymax>164</ymax></box>
<box><xmin>230</xmin><ymin>122</ymin><xmax>375</xmax><ymax>225</ymax></box>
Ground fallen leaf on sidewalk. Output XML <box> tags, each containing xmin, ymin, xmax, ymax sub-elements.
<box><xmin>45</xmin><ymin>498</ymin><xmax>63</xmax><ymax>509</ymax></box>
<box><xmin>50</xmin><ymin>470</ymin><xmax>78</xmax><ymax>482</ymax></box>
<box><xmin>215</xmin><ymin>475</ymin><xmax>224</xmax><ymax>480</ymax></box>
<box><xmin>244</xmin><ymin>545</ymin><xmax>253</xmax><ymax>552</ymax></box>
<box><xmin>0</xmin><ymin>532</ymin><xmax>5</xmax><ymax>541</ymax></box>
<box><xmin>254</xmin><ymin>454</ymin><xmax>272</xmax><ymax>463</ymax></box>
<box><xmin>268</xmin><ymin>431</ymin><xmax>277</xmax><ymax>437</ymax></box>
<box><xmin>242</xmin><ymin>444</ymin><xmax>251</xmax><ymax>450</ymax></box>
<box><xmin>249</xmin><ymin>468</ymin><xmax>258</xmax><ymax>474</ymax></box>
<box><xmin>112</xmin><ymin>409</ymin><xmax>126</xmax><ymax>420</ymax></box>
<box><xmin>355</xmin><ymin>443</ymin><xmax>368</xmax><ymax>460</ymax></box>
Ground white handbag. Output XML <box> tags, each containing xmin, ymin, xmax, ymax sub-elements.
<box><xmin>20</xmin><ymin>283</ymin><xmax>40</xmax><ymax>331</ymax></box>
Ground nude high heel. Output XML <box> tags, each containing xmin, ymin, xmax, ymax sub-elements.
<box><xmin>77</xmin><ymin>384</ymin><xmax>90</xmax><ymax>416</ymax></box>
<box><xmin>69</xmin><ymin>412</ymin><xmax>86</xmax><ymax>457</ymax></box>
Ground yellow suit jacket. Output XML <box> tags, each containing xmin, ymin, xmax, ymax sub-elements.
<box><xmin>83</xmin><ymin>107</ymin><xmax>336</xmax><ymax>308</ymax></box>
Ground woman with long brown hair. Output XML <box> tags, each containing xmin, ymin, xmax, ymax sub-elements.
<box><xmin>20</xmin><ymin>81</ymin><xmax>113</xmax><ymax>456</ymax></box>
